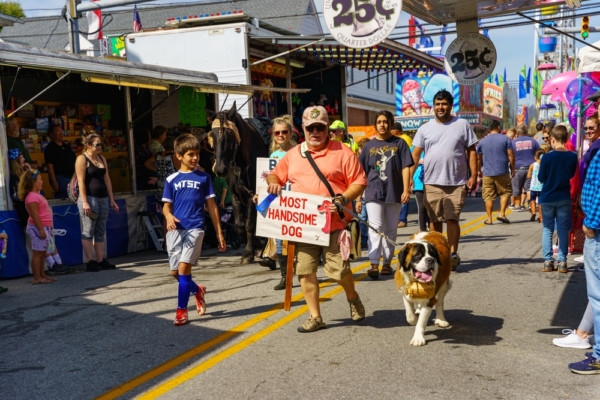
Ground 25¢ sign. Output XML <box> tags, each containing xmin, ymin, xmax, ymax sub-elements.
<box><xmin>323</xmin><ymin>0</ymin><xmax>402</xmax><ymax>49</ymax></box>
<box><xmin>444</xmin><ymin>33</ymin><xmax>497</xmax><ymax>86</ymax></box>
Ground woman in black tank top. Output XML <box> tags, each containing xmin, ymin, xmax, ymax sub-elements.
<box><xmin>75</xmin><ymin>133</ymin><xmax>120</xmax><ymax>272</ymax></box>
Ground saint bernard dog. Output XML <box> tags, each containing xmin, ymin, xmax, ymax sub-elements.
<box><xmin>394</xmin><ymin>231</ymin><xmax>452</xmax><ymax>346</ymax></box>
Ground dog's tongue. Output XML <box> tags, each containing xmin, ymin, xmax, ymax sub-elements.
<box><xmin>414</xmin><ymin>271</ymin><xmax>433</xmax><ymax>282</ymax></box>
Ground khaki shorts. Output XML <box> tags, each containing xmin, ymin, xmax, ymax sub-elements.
<box><xmin>482</xmin><ymin>174</ymin><xmax>513</xmax><ymax>202</ymax></box>
<box><xmin>295</xmin><ymin>230</ymin><xmax>351</xmax><ymax>281</ymax></box>
<box><xmin>424</xmin><ymin>184</ymin><xmax>467</xmax><ymax>223</ymax></box>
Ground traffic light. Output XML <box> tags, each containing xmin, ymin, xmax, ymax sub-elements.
<box><xmin>582</xmin><ymin>16</ymin><xmax>590</xmax><ymax>39</ymax></box>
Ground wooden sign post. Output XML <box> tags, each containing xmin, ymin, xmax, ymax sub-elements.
<box><xmin>284</xmin><ymin>242</ymin><xmax>295</xmax><ymax>311</ymax></box>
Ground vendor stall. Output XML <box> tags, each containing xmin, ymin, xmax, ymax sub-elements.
<box><xmin>0</xmin><ymin>42</ymin><xmax>264</xmax><ymax>278</ymax></box>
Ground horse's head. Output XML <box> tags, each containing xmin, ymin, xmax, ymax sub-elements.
<box><xmin>206</xmin><ymin>102</ymin><xmax>241</xmax><ymax>178</ymax></box>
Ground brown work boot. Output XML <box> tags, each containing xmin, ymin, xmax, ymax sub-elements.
<box><xmin>297</xmin><ymin>315</ymin><xmax>327</xmax><ymax>333</ymax></box>
<box><xmin>348</xmin><ymin>294</ymin><xmax>365</xmax><ymax>321</ymax></box>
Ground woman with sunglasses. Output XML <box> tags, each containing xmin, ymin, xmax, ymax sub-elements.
<box><xmin>265</xmin><ymin>117</ymin><xmax>297</xmax><ymax>290</ymax></box>
<box><xmin>75</xmin><ymin>132</ymin><xmax>120</xmax><ymax>272</ymax></box>
<box><xmin>583</xmin><ymin>115</ymin><xmax>600</xmax><ymax>170</ymax></box>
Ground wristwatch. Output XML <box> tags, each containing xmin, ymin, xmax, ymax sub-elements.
<box><xmin>336</xmin><ymin>194</ymin><xmax>348</xmax><ymax>206</ymax></box>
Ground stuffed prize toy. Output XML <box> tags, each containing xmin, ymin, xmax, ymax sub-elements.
<box><xmin>0</xmin><ymin>230</ymin><xmax>7</xmax><ymax>259</ymax></box>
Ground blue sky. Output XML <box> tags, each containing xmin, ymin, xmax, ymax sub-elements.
<box><xmin>16</xmin><ymin>0</ymin><xmax>600</xmax><ymax>103</ymax></box>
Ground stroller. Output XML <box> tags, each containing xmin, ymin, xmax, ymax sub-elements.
<box><xmin>204</xmin><ymin>205</ymin><xmax>242</xmax><ymax>249</ymax></box>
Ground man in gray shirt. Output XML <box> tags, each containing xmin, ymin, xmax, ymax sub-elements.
<box><xmin>411</xmin><ymin>90</ymin><xmax>479</xmax><ymax>270</ymax></box>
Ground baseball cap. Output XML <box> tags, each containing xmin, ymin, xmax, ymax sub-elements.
<box><xmin>329</xmin><ymin>120</ymin><xmax>346</xmax><ymax>130</ymax></box>
<box><xmin>302</xmin><ymin>106</ymin><xmax>329</xmax><ymax>126</ymax></box>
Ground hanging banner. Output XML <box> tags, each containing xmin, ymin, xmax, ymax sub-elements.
<box><xmin>323</xmin><ymin>0</ymin><xmax>402</xmax><ymax>49</ymax></box>
<box><xmin>255</xmin><ymin>158</ymin><xmax>329</xmax><ymax>246</ymax></box>
<box><xmin>444</xmin><ymin>33</ymin><xmax>497</xmax><ymax>86</ymax></box>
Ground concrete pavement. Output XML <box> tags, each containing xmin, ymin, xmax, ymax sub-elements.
<box><xmin>0</xmin><ymin>197</ymin><xmax>594</xmax><ymax>399</ymax></box>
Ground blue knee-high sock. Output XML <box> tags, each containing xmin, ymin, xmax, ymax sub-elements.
<box><xmin>178</xmin><ymin>274</ymin><xmax>192</xmax><ymax>309</ymax></box>
<box><xmin>189</xmin><ymin>275</ymin><xmax>199</xmax><ymax>295</ymax></box>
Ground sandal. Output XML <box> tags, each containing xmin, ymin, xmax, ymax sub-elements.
<box><xmin>380</xmin><ymin>265</ymin><xmax>394</xmax><ymax>275</ymax></box>
<box><xmin>484</xmin><ymin>220</ymin><xmax>493</xmax><ymax>225</ymax></box>
<box><xmin>367</xmin><ymin>266</ymin><xmax>380</xmax><ymax>280</ymax></box>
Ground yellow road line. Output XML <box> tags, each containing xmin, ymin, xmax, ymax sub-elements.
<box><xmin>96</xmin><ymin>263</ymin><xmax>372</xmax><ymax>400</ymax></box>
<box><xmin>99</xmin><ymin>213</ymin><xmax>490</xmax><ymax>399</ymax></box>
<box><xmin>139</xmin><ymin>273</ymin><xmax>368</xmax><ymax>399</ymax></box>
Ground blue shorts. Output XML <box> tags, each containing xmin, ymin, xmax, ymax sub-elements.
<box><xmin>530</xmin><ymin>191</ymin><xmax>541</xmax><ymax>202</ymax></box>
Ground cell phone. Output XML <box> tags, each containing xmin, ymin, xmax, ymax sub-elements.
<box><xmin>89</xmin><ymin>211</ymin><xmax>99</xmax><ymax>220</ymax></box>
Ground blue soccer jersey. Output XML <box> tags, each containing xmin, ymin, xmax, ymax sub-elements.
<box><xmin>162</xmin><ymin>170</ymin><xmax>215</xmax><ymax>230</ymax></box>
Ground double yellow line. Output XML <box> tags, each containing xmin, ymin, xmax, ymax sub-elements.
<box><xmin>98</xmin><ymin>212</ymin><xmax>496</xmax><ymax>399</ymax></box>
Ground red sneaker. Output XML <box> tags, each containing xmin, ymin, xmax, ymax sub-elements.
<box><xmin>173</xmin><ymin>308</ymin><xmax>188</xmax><ymax>326</ymax></box>
<box><xmin>194</xmin><ymin>284</ymin><xmax>207</xmax><ymax>316</ymax></box>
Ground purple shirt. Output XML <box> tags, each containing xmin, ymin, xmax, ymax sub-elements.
<box><xmin>512</xmin><ymin>136</ymin><xmax>540</xmax><ymax>169</ymax></box>
<box><xmin>476</xmin><ymin>133</ymin><xmax>513</xmax><ymax>176</ymax></box>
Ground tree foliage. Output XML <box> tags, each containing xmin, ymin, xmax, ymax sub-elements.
<box><xmin>0</xmin><ymin>1</ymin><xmax>25</xmax><ymax>19</ymax></box>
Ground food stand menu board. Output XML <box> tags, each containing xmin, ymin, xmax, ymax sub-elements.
<box><xmin>178</xmin><ymin>87</ymin><xmax>206</xmax><ymax>127</ymax></box>
<box><xmin>151</xmin><ymin>91</ymin><xmax>179</xmax><ymax>128</ymax></box>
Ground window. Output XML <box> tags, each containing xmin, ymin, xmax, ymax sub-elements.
<box><xmin>346</xmin><ymin>66</ymin><xmax>354</xmax><ymax>84</ymax></box>
<box><xmin>367</xmin><ymin>70</ymin><xmax>379</xmax><ymax>91</ymax></box>
<box><xmin>386</xmin><ymin>72</ymin><xmax>394</xmax><ymax>94</ymax></box>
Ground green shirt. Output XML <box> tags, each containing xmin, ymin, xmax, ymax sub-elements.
<box><xmin>7</xmin><ymin>136</ymin><xmax>33</xmax><ymax>163</ymax></box>
<box><xmin>213</xmin><ymin>176</ymin><xmax>232</xmax><ymax>205</ymax></box>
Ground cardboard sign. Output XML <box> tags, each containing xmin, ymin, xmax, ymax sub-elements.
<box><xmin>256</xmin><ymin>157</ymin><xmax>291</xmax><ymax>192</ymax></box>
<box><xmin>256</xmin><ymin>190</ymin><xmax>331</xmax><ymax>246</ymax></box>
<box><xmin>323</xmin><ymin>0</ymin><xmax>402</xmax><ymax>49</ymax></box>
<box><xmin>444</xmin><ymin>33</ymin><xmax>497</xmax><ymax>86</ymax></box>
<box><xmin>255</xmin><ymin>157</ymin><xmax>329</xmax><ymax>245</ymax></box>
<box><xmin>178</xmin><ymin>87</ymin><xmax>207</xmax><ymax>127</ymax></box>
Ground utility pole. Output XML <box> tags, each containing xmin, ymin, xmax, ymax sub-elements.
<box><xmin>67</xmin><ymin>0</ymin><xmax>155</xmax><ymax>54</ymax></box>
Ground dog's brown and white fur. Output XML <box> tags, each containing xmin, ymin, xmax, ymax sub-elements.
<box><xmin>394</xmin><ymin>231</ymin><xmax>452</xmax><ymax>346</ymax></box>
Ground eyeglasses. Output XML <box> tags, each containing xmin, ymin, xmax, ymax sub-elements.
<box><xmin>273</xmin><ymin>130</ymin><xmax>289</xmax><ymax>136</ymax></box>
<box><xmin>32</xmin><ymin>170</ymin><xmax>40</xmax><ymax>179</ymax></box>
<box><xmin>584</xmin><ymin>126</ymin><xmax>597</xmax><ymax>131</ymax></box>
<box><xmin>542</xmin><ymin>136</ymin><xmax>550</xmax><ymax>140</ymax></box>
<box><xmin>305</xmin><ymin>125</ymin><xmax>327</xmax><ymax>132</ymax></box>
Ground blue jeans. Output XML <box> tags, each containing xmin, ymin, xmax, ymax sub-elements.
<box><xmin>584</xmin><ymin>232</ymin><xmax>600</xmax><ymax>359</ymax></box>
<box><xmin>399</xmin><ymin>201</ymin><xmax>409</xmax><ymax>223</ymax></box>
<box><xmin>541</xmin><ymin>199</ymin><xmax>572</xmax><ymax>262</ymax></box>
<box><xmin>359</xmin><ymin>203</ymin><xmax>368</xmax><ymax>245</ymax></box>
<box><xmin>53</xmin><ymin>174</ymin><xmax>71</xmax><ymax>199</ymax></box>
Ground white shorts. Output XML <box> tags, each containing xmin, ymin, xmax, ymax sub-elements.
<box><xmin>166</xmin><ymin>229</ymin><xmax>205</xmax><ymax>271</ymax></box>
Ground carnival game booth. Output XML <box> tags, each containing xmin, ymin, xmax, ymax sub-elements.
<box><xmin>0</xmin><ymin>42</ymin><xmax>261</xmax><ymax>278</ymax></box>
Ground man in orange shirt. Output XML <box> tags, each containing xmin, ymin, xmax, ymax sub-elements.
<box><xmin>267</xmin><ymin>106</ymin><xmax>367</xmax><ymax>333</ymax></box>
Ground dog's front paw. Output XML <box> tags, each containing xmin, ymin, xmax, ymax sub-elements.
<box><xmin>410</xmin><ymin>335</ymin><xmax>427</xmax><ymax>346</ymax></box>
<box><xmin>434</xmin><ymin>319</ymin><xmax>450</xmax><ymax>328</ymax></box>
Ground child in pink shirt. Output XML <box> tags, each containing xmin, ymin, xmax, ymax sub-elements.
<box><xmin>19</xmin><ymin>170</ymin><xmax>57</xmax><ymax>284</ymax></box>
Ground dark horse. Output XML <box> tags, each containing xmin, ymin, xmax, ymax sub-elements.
<box><xmin>206</xmin><ymin>102</ymin><xmax>269</xmax><ymax>264</ymax></box>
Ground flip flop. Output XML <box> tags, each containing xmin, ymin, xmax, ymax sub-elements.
<box><xmin>497</xmin><ymin>217</ymin><xmax>510</xmax><ymax>224</ymax></box>
<box><xmin>484</xmin><ymin>221</ymin><xmax>493</xmax><ymax>225</ymax></box>
<box><xmin>367</xmin><ymin>267</ymin><xmax>380</xmax><ymax>280</ymax></box>
<box><xmin>380</xmin><ymin>265</ymin><xmax>394</xmax><ymax>275</ymax></box>
<box><xmin>51</xmin><ymin>229</ymin><xmax>67</xmax><ymax>236</ymax></box>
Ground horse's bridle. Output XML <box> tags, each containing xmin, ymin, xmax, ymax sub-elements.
<box><xmin>211</xmin><ymin>116</ymin><xmax>254</xmax><ymax>203</ymax></box>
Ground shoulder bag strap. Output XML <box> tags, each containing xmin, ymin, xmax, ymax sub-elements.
<box><xmin>303</xmin><ymin>149</ymin><xmax>345</xmax><ymax>220</ymax></box>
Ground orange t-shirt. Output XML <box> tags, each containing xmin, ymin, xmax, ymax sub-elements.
<box><xmin>270</xmin><ymin>140</ymin><xmax>367</xmax><ymax>231</ymax></box>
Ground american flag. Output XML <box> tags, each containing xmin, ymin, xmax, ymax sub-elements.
<box><xmin>133</xmin><ymin>5</ymin><xmax>142</xmax><ymax>32</ymax></box>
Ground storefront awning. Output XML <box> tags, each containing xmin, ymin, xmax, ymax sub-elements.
<box><xmin>253</xmin><ymin>36</ymin><xmax>444</xmax><ymax>73</ymax></box>
<box><xmin>0</xmin><ymin>42</ymin><xmax>310</xmax><ymax>95</ymax></box>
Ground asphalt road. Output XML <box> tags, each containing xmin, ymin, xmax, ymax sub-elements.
<box><xmin>0</xmin><ymin>197</ymin><xmax>596</xmax><ymax>399</ymax></box>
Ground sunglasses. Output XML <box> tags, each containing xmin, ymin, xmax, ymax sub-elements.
<box><xmin>305</xmin><ymin>125</ymin><xmax>327</xmax><ymax>132</ymax></box>
<box><xmin>92</xmin><ymin>142</ymin><xmax>103</xmax><ymax>148</ymax></box>
<box><xmin>542</xmin><ymin>136</ymin><xmax>550</xmax><ymax>140</ymax></box>
<box><xmin>584</xmin><ymin>126</ymin><xmax>597</xmax><ymax>131</ymax></box>
<box><xmin>273</xmin><ymin>130</ymin><xmax>289</xmax><ymax>136</ymax></box>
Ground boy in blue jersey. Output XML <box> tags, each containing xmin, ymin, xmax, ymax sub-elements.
<box><xmin>162</xmin><ymin>134</ymin><xmax>226</xmax><ymax>326</ymax></box>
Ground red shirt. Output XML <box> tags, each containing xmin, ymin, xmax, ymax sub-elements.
<box><xmin>270</xmin><ymin>140</ymin><xmax>367</xmax><ymax>231</ymax></box>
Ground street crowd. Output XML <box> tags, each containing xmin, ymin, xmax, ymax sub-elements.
<box><xmin>3</xmin><ymin>89</ymin><xmax>600</xmax><ymax>375</ymax></box>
